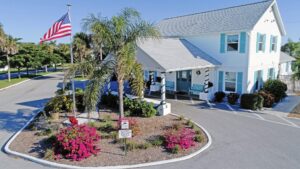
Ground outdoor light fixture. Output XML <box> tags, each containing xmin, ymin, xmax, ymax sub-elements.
<box><xmin>196</xmin><ymin>70</ymin><xmax>201</xmax><ymax>75</ymax></box>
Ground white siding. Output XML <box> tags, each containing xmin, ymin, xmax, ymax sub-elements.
<box><xmin>247</xmin><ymin>6</ymin><xmax>281</xmax><ymax>92</ymax></box>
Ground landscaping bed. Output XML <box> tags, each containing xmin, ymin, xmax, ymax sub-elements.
<box><xmin>9</xmin><ymin>110</ymin><xmax>208</xmax><ymax>167</ymax></box>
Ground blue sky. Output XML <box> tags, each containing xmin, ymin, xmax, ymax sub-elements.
<box><xmin>0</xmin><ymin>0</ymin><xmax>299</xmax><ymax>44</ymax></box>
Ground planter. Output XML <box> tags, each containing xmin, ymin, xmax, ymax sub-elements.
<box><xmin>50</xmin><ymin>112</ymin><xmax>60</xmax><ymax>121</ymax></box>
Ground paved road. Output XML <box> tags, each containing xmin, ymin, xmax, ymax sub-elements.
<box><xmin>0</xmin><ymin>73</ymin><xmax>62</xmax><ymax>169</ymax></box>
<box><xmin>0</xmin><ymin>68</ymin><xmax>57</xmax><ymax>80</ymax></box>
<box><xmin>0</xmin><ymin>73</ymin><xmax>300</xmax><ymax>169</ymax></box>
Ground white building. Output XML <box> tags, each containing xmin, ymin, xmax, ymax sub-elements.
<box><xmin>136</xmin><ymin>0</ymin><xmax>286</xmax><ymax>100</ymax></box>
<box><xmin>279</xmin><ymin>52</ymin><xmax>295</xmax><ymax>76</ymax></box>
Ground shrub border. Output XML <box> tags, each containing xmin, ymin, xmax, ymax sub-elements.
<box><xmin>4</xmin><ymin>111</ymin><xmax>212</xmax><ymax>169</ymax></box>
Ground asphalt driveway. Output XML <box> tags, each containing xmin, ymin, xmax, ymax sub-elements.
<box><xmin>0</xmin><ymin>73</ymin><xmax>300</xmax><ymax>169</ymax></box>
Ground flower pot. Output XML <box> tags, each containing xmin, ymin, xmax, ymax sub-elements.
<box><xmin>51</xmin><ymin>112</ymin><xmax>60</xmax><ymax>121</ymax></box>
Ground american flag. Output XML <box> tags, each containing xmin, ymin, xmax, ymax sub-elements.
<box><xmin>40</xmin><ymin>13</ymin><xmax>72</xmax><ymax>43</ymax></box>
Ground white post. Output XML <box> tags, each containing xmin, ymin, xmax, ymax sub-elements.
<box><xmin>159</xmin><ymin>72</ymin><xmax>167</xmax><ymax>115</ymax></box>
<box><xmin>68</xmin><ymin>4</ymin><xmax>76</xmax><ymax>117</ymax></box>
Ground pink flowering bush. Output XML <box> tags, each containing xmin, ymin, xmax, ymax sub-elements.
<box><xmin>69</xmin><ymin>116</ymin><xmax>78</xmax><ymax>125</ymax></box>
<box><xmin>164</xmin><ymin>128</ymin><xmax>195</xmax><ymax>153</ymax></box>
<box><xmin>53</xmin><ymin>124</ymin><xmax>100</xmax><ymax>161</ymax></box>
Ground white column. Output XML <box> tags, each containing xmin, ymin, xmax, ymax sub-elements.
<box><xmin>161</xmin><ymin>72</ymin><xmax>166</xmax><ymax>105</ymax></box>
<box><xmin>158</xmin><ymin>72</ymin><xmax>168</xmax><ymax>116</ymax></box>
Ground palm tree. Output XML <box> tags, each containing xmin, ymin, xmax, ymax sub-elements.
<box><xmin>67</xmin><ymin>8</ymin><xmax>159</xmax><ymax>119</ymax></box>
<box><xmin>0</xmin><ymin>35</ymin><xmax>18</xmax><ymax>82</ymax></box>
<box><xmin>73</xmin><ymin>33</ymin><xmax>91</xmax><ymax>63</ymax></box>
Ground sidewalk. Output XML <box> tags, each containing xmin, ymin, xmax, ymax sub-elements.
<box><xmin>261</xmin><ymin>95</ymin><xmax>300</xmax><ymax>117</ymax></box>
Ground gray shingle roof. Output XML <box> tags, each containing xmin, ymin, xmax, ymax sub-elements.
<box><xmin>280</xmin><ymin>52</ymin><xmax>296</xmax><ymax>63</ymax></box>
<box><xmin>136</xmin><ymin>38</ymin><xmax>221</xmax><ymax>72</ymax></box>
<box><xmin>157</xmin><ymin>0</ymin><xmax>274</xmax><ymax>36</ymax></box>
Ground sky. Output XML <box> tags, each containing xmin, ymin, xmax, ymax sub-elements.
<box><xmin>0</xmin><ymin>0</ymin><xmax>299</xmax><ymax>44</ymax></box>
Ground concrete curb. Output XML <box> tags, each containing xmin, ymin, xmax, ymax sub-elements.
<box><xmin>4</xmin><ymin>112</ymin><xmax>212</xmax><ymax>169</ymax></box>
<box><xmin>0</xmin><ymin>72</ymin><xmax>60</xmax><ymax>92</ymax></box>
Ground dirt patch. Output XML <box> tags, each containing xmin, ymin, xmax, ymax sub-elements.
<box><xmin>9</xmin><ymin>112</ymin><xmax>208</xmax><ymax>167</ymax></box>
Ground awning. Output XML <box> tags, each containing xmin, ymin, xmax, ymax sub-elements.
<box><xmin>136</xmin><ymin>38</ymin><xmax>221</xmax><ymax>72</ymax></box>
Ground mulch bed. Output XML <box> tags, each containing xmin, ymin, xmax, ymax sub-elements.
<box><xmin>9</xmin><ymin>111</ymin><xmax>208</xmax><ymax>167</ymax></box>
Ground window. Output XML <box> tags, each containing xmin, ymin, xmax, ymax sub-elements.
<box><xmin>286</xmin><ymin>62</ymin><xmax>291</xmax><ymax>72</ymax></box>
<box><xmin>227</xmin><ymin>35</ymin><xmax>239</xmax><ymax>51</ymax></box>
<box><xmin>268</xmin><ymin>68</ymin><xmax>274</xmax><ymax>79</ymax></box>
<box><xmin>258</xmin><ymin>34</ymin><xmax>265</xmax><ymax>51</ymax></box>
<box><xmin>225</xmin><ymin>72</ymin><xmax>237</xmax><ymax>92</ymax></box>
<box><xmin>271</xmin><ymin>36</ymin><xmax>277</xmax><ymax>52</ymax></box>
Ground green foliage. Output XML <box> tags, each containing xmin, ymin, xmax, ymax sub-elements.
<box><xmin>124</xmin><ymin>97</ymin><xmax>157</xmax><ymax>117</ymax></box>
<box><xmin>214</xmin><ymin>91</ymin><xmax>226</xmax><ymax>102</ymax></box>
<box><xmin>194</xmin><ymin>135</ymin><xmax>202</xmax><ymax>143</ymax></box>
<box><xmin>227</xmin><ymin>93</ymin><xmax>240</xmax><ymax>105</ymax></box>
<box><xmin>258</xmin><ymin>90</ymin><xmax>276</xmax><ymax>108</ymax></box>
<box><xmin>263</xmin><ymin>79</ymin><xmax>287</xmax><ymax>102</ymax></box>
<box><xmin>125</xmin><ymin>141</ymin><xmax>152</xmax><ymax>151</ymax></box>
<box><xmin>101</xmin><ymin>93</ymin><xmax>119</xmax><ymax>108</ymax></box>
<box><xmin>178</xmin><ymin>115</ymin><xmax>184</xmax><ymax>121</ymax></box>
<box><xmin>44</xmin><ymin>148</ymin><xmax>54</xmax><ymax>159</ymax></box>
<box><xmin>186</xmin><ymin>119</ymin><xmax>193</xmax><ymax>126</ymax></box>
<box><xmin>240</xmin><ymin>94</ymin><xmax>264</xmax><ymax>110</ymax></box>
<box><xmin>148</xmin><ymin>136</ymin><xmax>165</xmax><ymax>147</ymax></box>
<box><xmin>170</xmin><ymin>145</ymin><xmax>181</xmax><ymax>154</ymax></box>
<box><xmin>44</xmin><ymin>95</ymin><xmax>73</xmax><ymax>114</ymax></box>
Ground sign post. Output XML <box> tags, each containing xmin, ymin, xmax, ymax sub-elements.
<box><xmin>119</xmin><ymin>119</ymin><xmax>132</xmax><ymax>155</ymax></box>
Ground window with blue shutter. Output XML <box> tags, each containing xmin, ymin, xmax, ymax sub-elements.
<box><xmin>268</xmin><ymin>68</ymin><xmax>275</xmax><ymax>79</ymax></box>
<box><xmin>237</xmin><ymin>72</ymin><xmax>243</xmax><ymax>94</ymax></box>
<box><xmin>218</xmin><ymin>71</ymin><xmax>224</xmax><ymax>91</ymax></box>
<box><xmin>270</xmin><ymin>35</ymin><xmax>278</xmax><ymax>52</ymax></box>
<box><xmin>240</xmin><ymin>32</ymin><xmax>246</xmax><ymax>53</ymax></box>
<box><xmin>257</xmin><ymin>33</ymin><xmax>266</xmax><ymax>53</ymax></box>
<box><xmin>262</xmin><ymin>34</ymin><xmax>266</xmax><ymax>52</ymax></box>
<box><xmin>220</xmin><ymin>33</ymin><xmax>226</xmax><ymax>53</ymax></box>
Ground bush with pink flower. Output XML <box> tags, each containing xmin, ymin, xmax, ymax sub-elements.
<box><xmin>164</xmin><ymin>128</ymin><xmax>195</xmax><ymax>153</ymax></box>
<box><xmin>53</xmin><ymin>124</ymin><xmax>100</xmax><ymax>161</ymax></box>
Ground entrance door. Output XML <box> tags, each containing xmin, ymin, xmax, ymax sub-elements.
<box><xmin>176</xmin><ymin>70</ymin><xmax>192</xmax><ymax>93</ymax></box>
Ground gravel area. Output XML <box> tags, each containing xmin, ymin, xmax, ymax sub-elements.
<box><xmin>9</xmin><ymin>112</ymin><xmax>208</xmax><ymax>167</ymax></box>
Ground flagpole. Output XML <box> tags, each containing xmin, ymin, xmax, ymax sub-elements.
<box><xmin>67</xmin><ymin>4</ymin><xmax>76</xmax><ymax>117</ymax></box>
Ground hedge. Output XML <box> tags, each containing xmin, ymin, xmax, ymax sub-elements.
<box><xmin>240</xmin><ymin>94</ymin><xmax>264</xmax><ymax>110</ymax></box>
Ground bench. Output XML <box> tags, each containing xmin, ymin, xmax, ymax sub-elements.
<box><xmin>189</xmin><ymin>84</ymin><xmax>204</xmax><ymax>95</ymax></box>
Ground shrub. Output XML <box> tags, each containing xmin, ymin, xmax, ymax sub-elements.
<box><xmin>263</xmin><ymin>79</ymin><xmax>287</xmax><ymax>102</ymax></box>
<box><xmin>148</xmin><ymin>136</ymin><xmax>165</xmax><ymax>146</ymax></box>
<box><xmin>214</xmin><ymin>91</ymin><xmax>226</xmax><ymax>102</ymax></box>
<box><xmin>124</xmin><ymin>98</ymin><xmax>157</xmax><ymax>117</ymax></box>
<box><xmin>75</xmin><ymin>88</ymin><xmax>84</xmax><ymax>94</ymax></box>
<box><xmin>186</xmin><ymin>119</ymin><xmax>192</xmax><ymax>126</ymax></box>
<box><xmin>172</xmin><ymin>123</ymin><xmax>184</xmax><ymax>131</ymax></box>
<box><xmin>53</xmin><ymin>124</ymin><xmax>100</xmax><ymax>161</ymax></box>
<box><xmin>258</xmin><ymin>90</ymin><xmax>275</xmax><ymax>108</ymax></box>
<box><xmin>75</xmin><ymin>93</ymin><xmax>85</xmax><ymax>112</ymax></box>
<box><xmin>44</xmin><ymin>148</ymin><xmax>54</xmax><ymax>159</ymax></box>
<box><xmin>240</xmin><ymin>94</ymin><xmax>264</xmax><ymax>110</ymax></box>
<box><xmin>101</xmin><ymin>93</ymin><xmax>118</xmax><ymax>108</ymax></box>
<box><xmin>170</xmin><ymin>145</ymin><xmax>181</xmax><ymax>154</ymax></box>
<box><xmin>227</xmin><ymin>93</ymin><xmax>240</xmax><ymax>105</ymax></box>
<box><xmin>125</xmin><ymin>141</ymin><xmax>152</xmax><ymax>151</ymax></box>
<box><xmin>44</xmin><ymin>95</ymin><xmax>73</xmax><ymax>114</ymax></box>
<box><xmin>194</xmin><ymin>135</ymin><xmax>202</xmax><ymax>142</ymax></box>
<box><xmin>164</xmin><ymin>128</ymin><xmax>195</xmax><ymax>152</ymax></box>
<box><xmin>178</xmin><ymin>115</ymin><xmax>184</xmax><ymax>121</ymax></box>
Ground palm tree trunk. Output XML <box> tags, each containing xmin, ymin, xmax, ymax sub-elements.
<box><xmin>6</xmin><ymin>55</ymin><xmax>11</xmax><ymax>82</ymax></box>
<box><xmin>99</xmin><ymin>46</ymin><xmax>103</xmax><ymax>61</ymax></box>
<box><xmin>118</xmin><ymin>78</ymin><xmax>124</xmax><ymax>118</ymax></box>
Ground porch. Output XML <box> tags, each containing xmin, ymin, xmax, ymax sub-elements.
<box><xmin>136</xmin><ymin>38</ymin><xmax>221</xmax><ymax>115</ymax></box>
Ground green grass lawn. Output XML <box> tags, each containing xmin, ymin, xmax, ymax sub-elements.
<box><xmin>0</xmin><ymin>71</ymin><xmax>60</xmax><ymax>89</ymax></box>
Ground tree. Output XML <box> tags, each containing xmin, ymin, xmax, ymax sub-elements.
<box><xmin>281</xmin><ymin>39</ymin><xmax>300</xmax><ymax>57</ymax></box>
<box><xmin>0</xmin><ymin>35</ymin><xmax>19</xmax><ymax>82</ymax></box>
<box><xmin>67</xmin><ymin>8</ymin><xmax>159</xmax><ymax>119</ymax></box>
<box><xmin>10</xmin><ymin>54</ymin><xmax>26</xmax><ymax>78</ymax></box>
<box><xmin>73</xmin><ymin>32</ymin><xmax>91</xmax><ymax>63</ymax></box>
